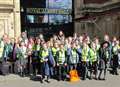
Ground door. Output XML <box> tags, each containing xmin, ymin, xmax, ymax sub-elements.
<box><xmin>0</xmin><ymin>15</ymin><xmax>10</xmax><ymax>38</ymax></box>
<box><xmin>0</xmin><ymin>19</ymin><xmax>5</xmax><ymax>38</ymax></box>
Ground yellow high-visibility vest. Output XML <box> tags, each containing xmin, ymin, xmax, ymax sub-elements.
<box><xmin>41</xmin><ymin>49</ymin><xmax>49</xmax><ymax>62</ymax></box>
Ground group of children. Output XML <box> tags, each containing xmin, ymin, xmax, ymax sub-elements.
<box><xmin>0</xmin><ymin>31</ymin><xmax>120</xmax><ymax>83</ymax></box>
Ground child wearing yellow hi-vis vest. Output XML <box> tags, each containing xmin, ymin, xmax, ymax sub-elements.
<box><xmin>81</xmin><ymin>41</ymin><xmax>90</xmax><ymax>80</ymax></box>
<box><xmin>39</xmin><ymin>43</ymin><xmax>50</xmax><ymax>83</ymax></box>
<box><xmin>56</xmin><ymin>44</ymin><xmax>67</xmax><ymax>81</ymax></box>
<box><xmin>89</xmin><ymin>42</ymin><xmax>98</xmax><ymax>80</ymax></box>
<box><xmin>32</xmin><ymin>38</ymin><xmax>41</xmax><ymax>76</ymax></box>
<box><xmin>51</xmin><ymin>42</ymin><xmax>59</xmax><ymax>78</ymax></box>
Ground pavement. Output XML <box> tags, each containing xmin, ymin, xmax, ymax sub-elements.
<box><xmin>0</xmin><ymin>70</ymin><xmax>120</xmax><ymax>87</ymax></box>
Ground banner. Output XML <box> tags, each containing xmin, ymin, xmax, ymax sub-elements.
<box><xmin>26</xmin><ymin>8</ymin><xmax>72</xmax><ymax>15</ymax></box>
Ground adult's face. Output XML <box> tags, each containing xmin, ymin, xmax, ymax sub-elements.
<box><xmin>79</xmin><ymin>36</ymin><xmax>83</xmax><ymax>43</ymax></box>
<box><xmin>104</xmin><ymin>35</ymin><xmax>109</xmax><ymax>42</ymax></box>
<box><xmin>21</xmin><ymin>32</ymin><xmax>27</xmax><ymax>38</ymax></box>
<box><xmin>103</xmin><ymin>43</ymin><xmax>108</xmax><ymax>48</ymax></box>
<box><xmin>59</xmin><ymin>31</ymin><xmax>63</xmax><ymax>36</ymax></box>
<box><xmin>37</xmin><ymin>39</ymin><xmax>41</xmax><ymax>44</ymax></box>
<box><xmin>113</xmin><ymin>37</ymin><xmax>117</xmax><ymax>42</ymax></box>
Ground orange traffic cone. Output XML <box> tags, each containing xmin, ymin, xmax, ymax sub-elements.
<box><xmin>69</xmin><ymin>69</ymin><xmax>80</xmax><ymax>82</ymax></box>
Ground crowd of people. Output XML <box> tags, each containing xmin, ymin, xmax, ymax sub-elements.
<box><xmin>0</xmin><ymin>31</ymin><xmax>120</xmax><ymax>83</ymax></box>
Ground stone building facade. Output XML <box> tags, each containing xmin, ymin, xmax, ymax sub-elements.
<box><xmin>74</xmin><ymin>0</ymin><xmax>120</xmax><ymax>39</ymax></box>
<box><xmin>0</xmin><ymin>0</ymin><xmax>120</xmax><ymax>39</ymax></box>
<box><xmin>0</xmin><ymin>0</ymin><xmax>21</xmax><ymax>38</ymax></box>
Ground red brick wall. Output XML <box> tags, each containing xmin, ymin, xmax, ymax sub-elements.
<box><xmin>84</xmin><ymin>0</ymin><xmax>110</xmax><ymax>4</ymax></box>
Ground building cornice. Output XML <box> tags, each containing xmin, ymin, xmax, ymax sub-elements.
<box><xmin>0</xmin><ymin>4</ymin><xmax>14</xmax><ymax>10</ymax></box>
<box><xmin>81</xmin><ymin>1</ymin><xmax>120</xmax><ymax>13</ymax></box>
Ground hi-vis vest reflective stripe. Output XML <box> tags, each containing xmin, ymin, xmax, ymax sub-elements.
<box><xmin>105</xmin><ymin>50</ymin><xmax>109</xmax><ymax>59</ymax></box>
<box><xmin>82</xmin><ymin>46</ymin><xmax>89</xmax><ymax>61</ymax></box>
<box><xmin>58</xmin><ymin>49</ymin><xmax>65</xmax><ymax>64</ymax></box>
<box><xmin>33</xmin><ymin>45</ymin><xmax>40</xmax><ymax>51</ymax></box>
<box><xmin>0</xmin><ymin>48</ymin><xmax>4</xmax><ymax>58</ymax></box>
<box><xmin>71</xmin><ymin>48</ymin><xmax>77</xmax><ymax>63</ymax></box>
<box><xmin>72</xmin><ymin>49</ymin><xmax>77</xmax><ymax>58</ymax></box>
<box><xmin>96</xmin><ymin>44</ymin><xmax>100</xmax><ymax>51</ymax></box>
<box><xmin>113</xmin><ymin>45</ymin><xmax>118</xmax><ymax>55</ymax></box>
<box><xmin>89</xmin><ymin>48</ymin><xmax>97</xmax><ymax>62</ymax></box>
<box><xmin>52</xmin><ymin>47</ymin><xmax>57</xmax><ymax>57</ymax></box>
<box><xmin>41</xmin><ymin>49</ymin><xmax>49</xmax><ymax>62</ymax></box>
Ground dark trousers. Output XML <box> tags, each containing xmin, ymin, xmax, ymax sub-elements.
<box><xmin>9</xmin><ymin>62</ymin><xmax>15</xmax><ymax>73</ymax></box>
<box><xmin>112</xmin><ymin>55</ymin><xmax>118</xmax><ymax>74</ymax></box>
<box><xmin>69</xmin><ymin>64</ymin><xmax>77</xmax><ymax>71</ymax></box>
<box><xmin>90</xmin><ymin>61</ymin><xmax>98</xmax><ymax>79</ymax></box>
<box><xmin>40</xmin><ymin>62</ymin><xmax>50</xmax><ymax>78</ymax></box>
<box><xmin>32</xmin><ymin>58</ymin><xmax>39</xmax><ymax>76</ymax></box>
<box><xmin>27</xmin><ymin>55</ymin><xmax>33</xmax><ymax>75</ymax></box>
<box><xmin>57</xmin><ymin>64</ymin><xmax>66</xmax><ymax>80</ymax></box>
<box><xmin>0</xmin><ymin>61</ymin><xmax>2</xmax><ymax>74</ymax></box>
<box><xmin>81</xmin><ymin>61</ymin><xmax>90</xmax><ymax>80</ymax></box>
<box><xmin>98</xmin><ymin>59</ymin><xmax>107</xmax><ymax>79</ymax></box>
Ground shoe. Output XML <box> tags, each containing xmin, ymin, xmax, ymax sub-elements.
<box><xmin>115</xmin><ymin>73</ymin><xmax>119</xmax><ymax>75</ymax></box>
<box><xmin>58</xmin><ymin>77</ymin><xmax>61</xmax><ymax>81</ymax></box>
<box><xmin>58</xmin><ymin>79</ymin><xmax>61</xmax><ymax>81</ymax></box>
<box><xmin>40</xmin><ymin>78</ymin><xmax>43</xmax><ymax>83</ymax></box>
<box><xmin>98</xmin><ymin>77</ymin><xmax>102</xmax><ymax>80</ymax></box>
<box><xmin>82</xmin><ymin>77</ymin><xmax>86</xmax><ymax>80</ymax></box>
<box><xmin>45</xmin><ymin>80</ymin><xmax>50</xmax><ymax>83</ymax></box>
<box><xmin>95</xmin><ymin>77</ymin><xmax>98</xmax><ymax>80</ymax></box>
<box><xmin>102</xmin><ymin>78</ymin><xmax>106</xmax><ymax>80</ymax></box>
<box><xmin>89</xmin><ymin>77</ymin><xmax>92</xmax><ymax>80</ymax></box>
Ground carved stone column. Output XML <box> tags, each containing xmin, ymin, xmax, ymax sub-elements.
<box><xmin>13</xmin><ymin>0</ymin><xmax>21</xmax><ymax>38</ymax></box>
<box><xmin>0</xmin><ymin>0</ymin><xmax>21</xmax><ymax>38</ymax></box>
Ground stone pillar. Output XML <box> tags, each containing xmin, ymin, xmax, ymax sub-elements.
<box><xmin>0</xmin><ymin>0</ymin><xmax>21</xmax><ymax>38</ymax></box>
<box><xmin>13</xmin><ymin>0</ymin><xmax>21</xmax><ymax>38</ymax></box>
<box><xmin>74</xmin><ymin>0</ymin><xmax>84</xmax><ymax>34</ymax></box>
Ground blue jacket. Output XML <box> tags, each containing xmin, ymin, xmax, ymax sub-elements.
<box><xmin>76</xmin><ymin>47</ymin><xmax>82</xmax><ymax>62</ymax></box>
<box><xmin>48</xmin><ymin>49</ymin><xmax>55</xmax><ymax>67</ymax></box>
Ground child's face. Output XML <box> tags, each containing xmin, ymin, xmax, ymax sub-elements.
<box><xmin>79</xmin><ymin>36</ymin><xmax>83</xmax><ymax>42</ymax></box>
<box><xmin>65</xmin><ymin>39</ymin><xmax>68</xmax><ymax>44</ymax></box>
<box><xmin>75</xmin><ymin>40</ymin><xmax>79</xmax><ymax>45</ymax></box>
<box><xmin>72</xmin><ymin>43</ymin><xmax>76</xmax><ymax>48</ymax></box>
<box><xmin>91</xmin><ymin>43</ymin><xmax>96</xmax><ymax>49</ymax></box>
<box><xmin>54</xmin><ymin>43</ymin><xmax>58</xmax><ymax>48</ymax></box>
<box><xmin>60</xmin><ymin>45</ymin><xmax>64</xmax><ymax>49</ymax></box>
<box><xmin>68</xmin><ymin>37</ymin><xmax>72</xmax><ymax>42</ymax></box>
<box><xmin>95</xmin><ymin>39</ymin><xmax>99</xmax><ymax>44</ymax></box>
<box><xmin>83</xmin><ymin>42</ymin><xmax>87</xmax><ymax>47</ymax></box>
<box><xmin>116</xmin><ymin>40</ymin><xmax>119</xmax><ymax>45</ymax></box>
<box><xmin>37</xmin><ymin>39</ymin><xmax>41</xmax><ymax>44</ymax></box>
<box><xmin>113</xmin><ymin>37</ymin><xmax>117</xmax><ymax>42</ymax></box>
<box><xmin>43</xmin><ymin>44</ymin><xmax>47</xmax><ymax>49</ymax></box>
<box><xmin>20</xmin><ymin>42</ymin><xmax>25</xmax><ymax>47</ymax></box>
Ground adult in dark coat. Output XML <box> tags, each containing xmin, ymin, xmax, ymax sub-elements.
<box><xmin>98</xmin><ymin>41</ymin><xmax>109</xmax><ymax>80</ymax></box>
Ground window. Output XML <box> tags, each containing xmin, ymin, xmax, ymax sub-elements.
<box><xmin>26</xmin><ymin>0</ymin><xmax>73</xmax><ymax>25</ymax></box>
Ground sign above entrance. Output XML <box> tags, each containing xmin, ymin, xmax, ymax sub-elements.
<box><xmin>26</xmin><ymin>8</ymin><xmax>72</xmax><ymax>15</ymax></box>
